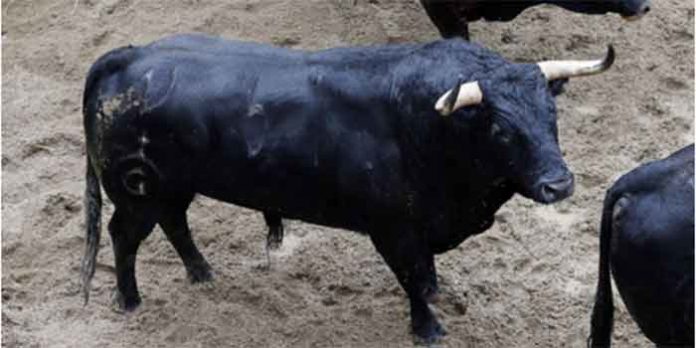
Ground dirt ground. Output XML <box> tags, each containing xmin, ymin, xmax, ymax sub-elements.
<box><xmin>1</xmin><ymin>0</ymin><xmax>693</xmax><ymax>347</ymax></box>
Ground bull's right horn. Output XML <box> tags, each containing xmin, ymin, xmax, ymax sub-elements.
<box><xmin>538</xmin><ymin>45</ymin><xmax>615</xmax><ymax>81</ymax></box>
<box><xmin>435</xmin><ymin>81</ymin><xmax>483</xmax><ymax>116</ymax></box>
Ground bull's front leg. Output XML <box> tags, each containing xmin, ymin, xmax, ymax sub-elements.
<box><xmin>369</xmin><ymin>226</ymin><xmax>445</xmax><ymax>344</ymax></box>
<box><xmin>420</xmin><ymin>0</ymin><xmax>471</xmax><ymax>40</ymax></box>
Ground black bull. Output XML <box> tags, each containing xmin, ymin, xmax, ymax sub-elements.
<box><xmin>419</xmin><ymin>0</ymin><xmax>651</xmax><ymax>39</ymax></box>
<box><xmin>589</xmin><ymin>144</ymin><xmax>694</xmax><ymax>347</ymax></box>
<box><xmin>81</xmin><ymin>34</ymin><xmax>613</xmax><ymax>343</ymax></box>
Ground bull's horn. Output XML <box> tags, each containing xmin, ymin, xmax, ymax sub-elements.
<box><xmin>538</xmin><ymin>45</ymin><xmax>615</xmax><ymax>81</ymax></box>
<box><xmin>435</xmin><ymin>81</ymin><xmax>482</xmax><ymax>116</ymax></box>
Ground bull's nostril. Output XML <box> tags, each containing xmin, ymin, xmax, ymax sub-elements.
<box><xmin>543</xmin><ymin>184</ymin><xmax>559</xmax><ymax>195</ymax></box>
<box><xmin>643</xmin><ymin>6</ymin><xmax>650</xmax><ymax>14</ymax></box>
<box><xmin>542</xmin><ymin>185</ymin><xmax>554</xmax><ymax>198</ymax></box>
<box><xmin>540</xmin><ymin>176</ymin><xmax>574</xmax><ymax>202</ymax></box>
<box><xmin>546</xmin><ymin>178</ymin><xmax>571</xmax><ymax>192</ymax></box>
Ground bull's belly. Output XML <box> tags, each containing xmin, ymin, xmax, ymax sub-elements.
<box><xmin>193</xmin><ymin>162</ymin><xmax>407</xmax><ymax>232</ymax></box>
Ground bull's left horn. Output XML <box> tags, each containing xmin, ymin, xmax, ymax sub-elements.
<box><xmin>538</xmin><ymin>45</ymin><xmax>615</xmax><ymax>81</ymax></box>
<box><xmin>435</xmin><ymin>81</ymin><xmax>483</xmax><ymax>116</ymax></box>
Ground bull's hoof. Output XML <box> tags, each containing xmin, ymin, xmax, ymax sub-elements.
<box><xmin>267</xmin><ymin>226</ymin><xmax>283</xmax><ymax>250</ymax></box>
<box><xmin>194</xmin><ymin>280</ymin><xmax>216</xmax><ymax>292</ymax></box>
<box><xmin>111</xmin><ymin>290</ymin><xmax>141</xmax><ymax>313</ymax></box>
<box><xmin>267</xmin><ymin>237</ymin><xmax>282</xmax><ymax>250</ymax></box>
<box><xmin>187</xmin><ymin>265</ymin><xmax>213</xmax><ymax>283</ymax></box>
<box><xmin>413</xmin><ymin>320</ymin><xmax>447</xmax><ymax>345</ymax></box>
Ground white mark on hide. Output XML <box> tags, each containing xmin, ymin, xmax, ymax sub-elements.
<box><xmin>248</xmin><ymin>145</ymin><xmax>262</xmax><ymax>158</ymax></box>
<box><xmin>143</xmin><ymin>69</ymin><xmax>154</xmax><ymax>84</ymax></box>
<box><xmin>142</xmin><ymin>66</ymin><xmax>177</xmax><ymax>113</ymax></box>
<box><xmin>248</xmin><ymin>104</ymin><xmax>264</xmax><ymax>118</ymax></box>
<box><xmin>138</xmin><ymin>131</ymin><xmax>149</xmax><ymax>161</ymax></box>
<box><xmin>139</xmin><ymin>133</ymin><xmax>150</xmax><ymax>146</ymax></box>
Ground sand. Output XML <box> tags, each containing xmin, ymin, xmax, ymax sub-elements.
<box><xmin>2</xmin><ymin>0</ymin><xmax>693</xmax><ymax>347</ymax></box>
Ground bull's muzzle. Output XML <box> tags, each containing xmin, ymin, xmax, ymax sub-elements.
<box><xmin>621</xmin><ymin>1</ymin><xmax>651</xmax><ymax>21</ymax></box>
<box><xmin>537</xmin><ymin>174</ymin><xmax>575</xmax><ymax>204</ymax></box>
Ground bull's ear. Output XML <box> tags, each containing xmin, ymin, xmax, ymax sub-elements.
<box><xmin>548</xmin><ymin>78</ymin><xmax>568</xmax><ymax>97</ymax></box>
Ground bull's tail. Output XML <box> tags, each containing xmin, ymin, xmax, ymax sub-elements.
<box><xmin>80</xmin><ymin>156</ymin><xmax>102</xmax><ymax>305</ymax></box>
<box><xmin>588</xmin><ymin>188</ymin><xmax>621</xmax><ymax>347</ymax></box>
<box><xmin>81</xmin><ymin>45</ymin><xmax>148</xmax><ymax>304</ymax></box>
<box><xmin>80</xmin><ymin>46</ymin><xmax>137</xmax><ymax>305</ymax></box>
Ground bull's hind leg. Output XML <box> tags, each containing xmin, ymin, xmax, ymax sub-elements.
<box><xmin>263</xmin><ymin>211</ymin><xmax>284</xmax><ymax>250</ymax></box>
<box><xmin>370</xmin><ymin>226</ymin><xmax>444</xmax><ymax>344</ymax></box>
<box><xmin>109</xmin><ymin>207</ymin><xmax>158</xmax><ymax>311</ymax></box>
<box><xmin>158</xmin><ymin>197</ymin><xmax>213</xmax><ymax>283</ymax></box>
<box><xmin>262</xmin><ymin>211</ymin><xmax>284</xmax><ymax>269</ymax></box>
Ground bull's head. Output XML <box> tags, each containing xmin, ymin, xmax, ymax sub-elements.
<box><xmin>616</xmin><ymin>0</ymin><xmax>651</xmax><ymax>20</ymax></box>
<box><xmin>435</xmin><ymin>46</ymin><xmax>614</xmax><ymax>204</ymax></box>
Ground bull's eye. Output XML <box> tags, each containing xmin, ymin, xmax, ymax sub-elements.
<box><xmin>490</xmin><ymin>123</ymin><xmax>511</xmax><ymax>143</ymax></box>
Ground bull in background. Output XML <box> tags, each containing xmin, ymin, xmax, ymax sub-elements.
<box><xmin>420</xmin><ymin>0</ymin><xmax>651</xmax><ymax>39</ymax></box>
<box><xmin>80</xmin><ymin>33</ymin><xmax>613</xmax><ymax>343</ymax></box>
<box><xmin>589</xmin><ymin>144</ymin><xmax>694</xmax><ymax>347</ymax></box>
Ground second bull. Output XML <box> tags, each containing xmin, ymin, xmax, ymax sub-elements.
<box><xmin>420</xmin><ymin>0</ymin><xmax>651</xmax><ymax>39</ymax></box>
